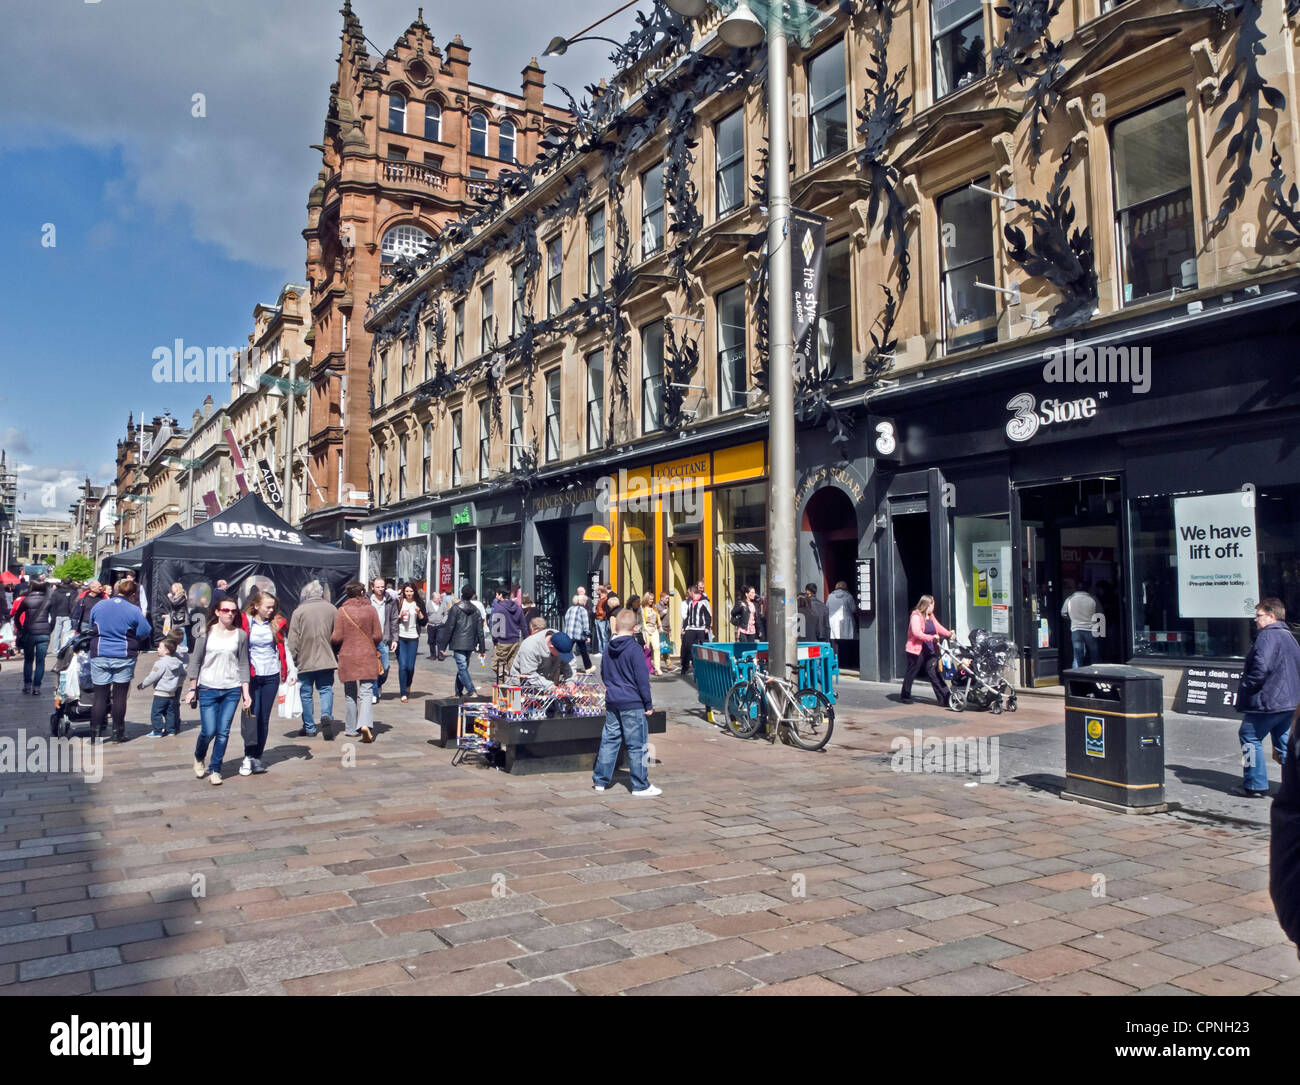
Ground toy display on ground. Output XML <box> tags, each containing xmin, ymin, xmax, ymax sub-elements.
<box><xmin>450</xmin><ymin>675</ymin><xmax>607</xmax><ymax>767</ymax></box>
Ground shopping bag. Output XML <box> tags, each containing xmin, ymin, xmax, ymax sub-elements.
<box><xmin>276</xmin><ymin>683</ymin><xmax>302</xmax><ymax>719</ymax></box>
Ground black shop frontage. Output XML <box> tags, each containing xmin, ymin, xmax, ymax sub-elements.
<box><xmin>523</xmin><ymin>482</ymin><xmax>605</xmax><ymax>629</ymax></box>
<box><xmin>865</xmin><ymin>288</ymin><xmax>1300</xmax><ymax>702</ymax></box>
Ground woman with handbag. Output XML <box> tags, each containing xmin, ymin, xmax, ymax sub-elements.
<box><xmin>238</xmin><ymin>589</ymin><xmax>295</xmax><ymax>775</ymax></box>
<box><xmin>331</xmin><ymin>581</ymin><xmax>382</xmax><ymax>742</ymax></box>
<box><xmin>901</xmin><ymin>594</ymin><xmax>952</xmax><ymax>707</ymax></box>
<box><xmin>395</xmin><ymin>582</ymin><xmax>426</xmax><ymax>703</ymax></box>
<box><xmin>186</xmin><ymin>597</ymin><xmax>251</xmax><ymax>785</ymax></box>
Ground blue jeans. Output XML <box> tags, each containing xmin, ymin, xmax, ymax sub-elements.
<box><xmin>299</xmin><ymin>669</ymin><xmax>335</xmax><ymax>732</ymax></box>
<box><xmin>375</xmin><ymin>642</ymin><xmax>391</xmax><ymax>693</ymax></box>
<box><xmin>150</xmin><ymin>695</ymin><xmax>181</xmax><ymax>735</ymax></box>
<box><xmin>1071</xmin><ymin>629</ymin><xmax>1100</xmax><ymax>668</ymax></box>
<box><xmin>91</xmin><ymin>656</ymin><xmax>138</xmax><ymax>686</ymax></box>
<box><xmin>196</xmin><ymin>686</ymin><xmax>242</xmax><ymax>775</ymax></box>
<box><xmin>593</xmin><ymin>619</ymin><xmax>609</xmax><ymax>654</ymax></box>
<box><xmin>397</xmin><ymin>637</ymin><xmax>419</xmax><ymax>696</ymax></box>
<box><xmin>51</xmin><ymin>617</ymin><xmax>71</xmax><ymax>653</ymax></box>
<box><xmin>593</xmin><ymin>707</ymin><xmax>650</xmax><ymax>792</ymax></box>
<box><xmin>23</xmin><ymin>635</ymin><xmax>50</xmax><ymax>688</ymax></box>
<box><xmin>452</xmin><ymin>651</ymin><xmax>475</xmax><ymax>696</ymax></box>
<box><xmin>1240</xmin><ymin>710</ymin><xmax>1291</xmax><ymax>792</ymax></box>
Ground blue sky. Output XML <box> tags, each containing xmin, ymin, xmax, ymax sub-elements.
<box><xmin>0</xmin><ymin>0</ymin><xmax>639</xmax><ymax>519</ymax></box>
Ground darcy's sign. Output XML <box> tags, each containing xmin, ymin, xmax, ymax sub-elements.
<box><xmin>212</xmin><ymin>522</ymin><xmax>303</xmax><ymax>545</ymax></box>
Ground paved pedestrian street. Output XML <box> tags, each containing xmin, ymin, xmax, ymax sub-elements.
<box><xmin>0</xmin><ymin>654</ymin><xmax>1293</xmax><ymax>998</ymax></box>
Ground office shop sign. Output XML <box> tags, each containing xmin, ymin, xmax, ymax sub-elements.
<box><xmin>375</xmin><ymin>518</ymin><xmax>419</xmax><ymax>543</ymax></box>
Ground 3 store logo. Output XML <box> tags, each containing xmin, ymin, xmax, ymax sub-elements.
<box><xmin>1004</xmin><ymin>392</ymin><xmax>1099</xmax><ymax>443</ymax></box>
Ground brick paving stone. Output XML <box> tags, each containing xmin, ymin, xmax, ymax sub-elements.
<box><xmin>0</xmin><ymin>915</ymin><xmax>93</xmax><ymax>945</ymax></box>
<box><xmin>0</xmin><ymin>970</ymin><xmax>93</xmax><ymax>995</ymax></box>
<box><xmin>668</xmin><ymin>937</ymin><xmax>767</xmax><ymax>969</ymax></box>
<box><xmin>1123</xmin><ymin>914</ymin><xmax>1214</xmax><ymax>943</ymax></box>
<box><xmin>1066</xmin><ymin>930</ymin><xmax>1159</xmax><ymax>961</ymax></box>
<box><xmin>1090</xmin><ymin>951</ymin><xmax>1201</xmax><ymax>988</ymax></box>
<box><xmin>898</xmin><ymin>894</ymin><xmax>992</xmax><ymax>921</ymax></box>
<box><xmin>829</xmin><ymin>953</ymin><xmax>951</xmax><ymax>993</ymax></box>
<box><xmin>1016</xmin><ymin>971</ymin><xmax>1138</xmax><ymax>995</ymax></box>
<box><xmin>993</xmin><ymin>945</ymin><xmax>1106</xmax><ymax>981</ymax></box>
<box><xmin>437</xmin><ymin>912</ymin><xmax>552</xmax><ymax>945</ymax></box>
<box><xmin>734</xmin><ymin>945</ymin><xmax>856</xmax><ymax>984</ymax></box>
<box><xmin>626</xmin><ymin>965</ymin><xmax>758</xmax><ymax>996</ymax></box>
<box><xmin>567</xmin><ymin>954</ymin><xmax>690</xmax><ymax>995</ymax></box>
<box><xmin>904</xmin><ymin>964</ymin><xmax>1029</xmax><ymax>996</ymax></box>
<box><xmin>1228</xmin><ymin>943</ymin><xmax>1300</xmax><ymax>981</ymax></box>
<box><xmin>827</xmin><ymin>929</ymin><xmax>942</xmax><ymax>962</ymax></box>
<box><xmin>511</xmin><ymin>918</ymin><xmax>626</xmax><ymax>952</ymax></box>
<box><xmin>19</xmin><ymin>947</ymin><xmax>122</xmax><ymax>981</ymax></box>
<box><xmin>175</xmin><ymin>968</ymin><xmax>249</xmax><ymax>995</ymax></box>
<box><xmin>0</xmin><ymin>936</ymin><xmax>71</xmax><ymax>966</ymax></box>
<box><xmin>611</xmin><ymin>923</ymin><xmax>716</xmax><ymax>957</ymax></box>
<box><xmin>828</xmin><ymin>909</ymin><xmax>916</xmax><ymax>936</ymax></box>
<box><xmin>990</xmin><ymin>917</ymin><xmax>1093</xmax><ymax>950</ymax></box>
<box><xmin>749</xmin><ymin>921</ymin><xmax>872</xmax><ymax>954</ymax></box>
<box><xmin>1214</xmin><ymin>917</ymin><xmax>1290</xmax><ymax>947</ymax></box>
<box><xmin>539</xmin><ymin>899</ymin><xmax>629</xmax><ymax>925</ymax></box>
<box><xmin>282</xmin><ymin>962</ymin><xmax>411</xmax><ymax>995</ymax></box>
<box><xmin>1171</xmin><ymin>963</ymin><xmax>1277</xmax><ymax>996</ymax></box>
<box><xmin>1158</xmin><ymin>932</ymin><xmax>1258</xmax><ymax>968</ymax></box>
<box><xmin>399</xmin><ymin>937</ymin><xmax>528</xmax><ymax>977</ymax></box>
<box><xmin>339</xmin><ymin>931</ymin><xmax>449</xmax><ymax>966</ymax></box>
<box><xmin>68</xmin><ymin>920</ymin><xmax>166</xmax><ymax>952</ymax></box>
<box><xmin>848</xmin><ymin>884</ymin><xmax>937</xmax><ymax>910</ymax></box>
<box><xmin>510</xmin><ymin>938</ymin><xmax>632</xmax><ymax>980</ymax></box>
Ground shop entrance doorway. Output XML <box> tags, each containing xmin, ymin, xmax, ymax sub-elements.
<box><xmin>803</xmin><ymin>486</ymin><xmax>860</xmax><ymax>668</ymax></box>
<box><xmin>887</xmin><ymin>505</ymin><xmax>931</xmax><ymax>681</ymax></box>
<box><xmin>1016</xmin><ymin>477</ymin><xmax>1124</xmax><ymax>686</ymax></box>
<box><xmin>668</xmin><ymin>537</ymin><xmax>699</xmax><ymax>646</ymax></box>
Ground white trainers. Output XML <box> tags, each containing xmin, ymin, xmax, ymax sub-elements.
<box><xmin>238</xmin><ymin>757</ymin><xmax>253</xmax><ymax>777</ymax></box>
<box><xmin>592</xmin><ymin>784</ymin><xmax>606</xmax><ymax>792</ymax></box>
<box><xmin>194</xmin><ymin>759</ymin><xmax>207</xmax><ymax>779</ymax></box>
<box><xmin>371</xmin><ymin>694</ymin><xmax>378</xmax><ymax>705</ymax></box>
<box><xmin>632</xmin><ymin>785</ymin><xmax>662</xmax><ymax>798</ymax></box>
<box><xmin>209</xmin><ymin>772</ymin><xmax>223</xmax><ymax>786</ymax></box>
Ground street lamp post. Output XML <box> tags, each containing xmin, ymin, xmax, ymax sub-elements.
<box><xmin>164</xmin><ymin>457</ymin><xmax>204</xmax><ymax>529</ymax></box>
<box><xmin>261</xmin><ymin>372</ymin><xmax>313</xmax><ymax>525</ymax></box>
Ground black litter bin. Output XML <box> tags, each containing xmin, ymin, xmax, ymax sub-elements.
<box><xmin>1062</xmin><ymin>664</ymin><xmax>1166</xmax><ymax>813</ymax></box>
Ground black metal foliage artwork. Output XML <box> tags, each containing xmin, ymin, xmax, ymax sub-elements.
<box><xmin>1265</xmin><ymin>142</ymin><xmax>1300</xmax><ymax>246</ymax></box>
<box><xmin>855</xmin><ymin>7</ymin><xmax>912</xmax><ymax>300</ymax></box>
<box><xmin>1177</xmin><ymin>0</ymin><xmax>1286</xmax><ymax>233</ymax></box>
<box><xmin>1003</xmin><ymin>146</ymin><xmax>1097</xmax><ymax>328</ymax></box>
<box><xmin>863</xmin><ymin>284</ymin><xmax>897</xmax><ymax>381</ymax></box>
<box><xmin>990</xmin><ymin>0</ymin><xmax>1065</xmax><ymax>163</ymax></box>
<box><xmin>661</xmin><ymin>319</ymin><xmax>700</xmax><ymax>431</ymax></box>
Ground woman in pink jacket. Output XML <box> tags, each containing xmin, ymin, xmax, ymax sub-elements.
<box><xmin>901</xmin><ymin>594</ymin><xmax>951</xmax><ymax>706</ymax></box>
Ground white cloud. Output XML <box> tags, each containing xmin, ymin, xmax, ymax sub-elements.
<box><xmin>0</xmin><ymin>1</ymin><xmax>641</xmax><ymax>274</ymax></box>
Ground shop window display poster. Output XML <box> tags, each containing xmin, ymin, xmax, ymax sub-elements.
<box><xmin>1172</xmin><ymin>492</ymin><xmax>1259</xmax><ymax>619</ymax></box>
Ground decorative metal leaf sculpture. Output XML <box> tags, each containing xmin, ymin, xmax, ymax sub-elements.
<box><xmin>990</xmin><ymin>0</ymin><xmax>1065</xmax><ymax>163</ymax></box>
<box><xmin>854</xmin><ymin>6</ymin><xmax>912</xmax><ymax>298</ymax></box>
<box><xmin>1265</xmin><ymin>142</ymin><xmax>1300</xmax><ymax>246</ymax></box>
<box><xmin>1003</xmin><ymin>146</ymin><xmax>1097</xmax><ymax>328</ymax></box>
<box><xmin>662</xmin><ymin>319</ymin><xmax>701</xmax><ymax>432</ymax></box>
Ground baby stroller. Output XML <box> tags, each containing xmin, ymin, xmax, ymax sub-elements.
<box><xmin>0</xmin><ymin>619</ymin><xmax>16</xmax><ymax>661</ymax></box>
<box><xmin>49</xmin><ymin>632</ymin><xmax>96</xmax><ymax>738</ymax></box>
<box><xmin>940</xmin><ymin>629</ymin><xmax>1018</xmax><ymax>714</ymax></box>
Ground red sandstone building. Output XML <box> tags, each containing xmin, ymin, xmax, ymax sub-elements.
<box><xmin>300</xmin><ymin>2</ymin><xmax>572</xmax><ymax>544</ymax></box>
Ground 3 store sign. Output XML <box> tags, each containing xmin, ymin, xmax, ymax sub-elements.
<box><xmin>1004</xmin><ymin>392</ymin><xmax>1099</xmax><ymax>443</ymax></box>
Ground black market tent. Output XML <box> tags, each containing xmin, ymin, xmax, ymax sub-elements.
<box><xmin>100</xmin><ymin>522</ymin><xmax>183</xmax><ymax>578</ymax></box>
<box><xmin>105</xmin><ymin>495</ymin><xmax>358</xmax><ymax>630</ymax></box>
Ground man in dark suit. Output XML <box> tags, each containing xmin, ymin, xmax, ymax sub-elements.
<box><xmin>803</xmin><ymin>584</ymin><xmax>829</xmax><ymax>641</ymax></box>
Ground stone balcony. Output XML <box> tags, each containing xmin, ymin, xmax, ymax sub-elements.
<box><xmin>381</xmin><ymin>160</ymin><xmax>449</xmax><ymax>192</ymax></box>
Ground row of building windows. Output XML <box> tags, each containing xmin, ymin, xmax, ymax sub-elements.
<box><xmin>386</xmin><ymin>93</ymin><xmax>519</xmax><ymax>162</ymax></box>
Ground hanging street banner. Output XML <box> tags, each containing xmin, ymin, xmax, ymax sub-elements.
<box><xmin>1173</xmin><ymin>492</ymin><xmax>1259</xmax><ymax>619</ymax></box>
<box><xmin>223</xmin><ymin>429</ymin><xmax>252</xmax><ymax>498</ymax></box>
<box><xmin>791</xmin><ymin>208</ymin><xmax>827</xmax><ymax>366</ymax></box>
<box><xmin>258</xmin><ymin>459</ymin><xmax>282</xmax><ymax>508</ymax></box>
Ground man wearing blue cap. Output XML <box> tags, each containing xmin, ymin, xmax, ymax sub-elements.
<box><xmin>508</xmin><ymin>625</ymin><xmax>574</xmax><ymax>689</ymax></box>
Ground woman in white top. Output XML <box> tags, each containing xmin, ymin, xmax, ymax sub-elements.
<box><xmin>396</xmin><ymin>583</ymin><xmax>426</xmax><ymax>703</ymax></box>
<box><xmin>186</xmin><ymin>598</ymin><xmax>250</xmax><ymax>785</ymax></box>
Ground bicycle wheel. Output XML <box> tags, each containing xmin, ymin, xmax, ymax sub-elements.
<box><xmin>724</xmin><ymin>680</ymin><xmax>763</xmax><ymax>739</ymax></box>
<box><xmin>785</xmin><ymin>687</ymin><xmax>834</xmax><ymax>751</ymax></box>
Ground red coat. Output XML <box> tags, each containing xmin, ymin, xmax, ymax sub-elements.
<box><xmin>905</xmin><ymin>611</ymin><xmax>951</xmax><ymax>655</ymax></box>
<box><xmin>331</xmin><ymin>598</ymin><xmax>382</xmax><ymax>683</ymax></box>
<box><xmin>240</xmin><ymin>613</ymin><xmax>289</xmax><ymax>679</ymax></box>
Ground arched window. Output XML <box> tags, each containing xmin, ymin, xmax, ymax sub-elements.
<box><xmin>499</xmin><ymin>119</ymin><xmax>516</xmax><ymax>163</ymax></box>
<box><xmin>470</xmin><ymin>111</ymin><xmax>488</xmax><ymax>157</ymax></box>
<box><xmin>380</xmin><ymin>224</ymin><xmax>434</xmax><ymax>262</ymax></box>
<box><xmin>425</xmin><ymin>99</ymin><xmax>442</xmax><ymax>142</ymax></box>
<box><xmin>388</xmin><ymin>93</ymin><xmax>406</xmax><ymax>133</ymax></box>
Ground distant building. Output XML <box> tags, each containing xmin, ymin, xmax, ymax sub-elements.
<box><xmin>18</xmin><ymin>517</ymin><xmax>72</xmax><ymax>567</ymax></box>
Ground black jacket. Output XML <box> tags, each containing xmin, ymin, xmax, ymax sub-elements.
<box><xmin>15</xmin><ymin>586</ymin><xmax>54</xmax><ymax>639</ymax></box>
<box><xmin>440</xmin><ymin>600</ymin><xmax>485</xmax><ymax>654</ymax></box>
<box><xmin>50</xmin><ymin>584</ymin><xmax>77</xmax><ymax>619</ymax></box>
<box><xmin>1271</xmin><ymin>713</ymin><xmax>1300</xmax><ymax>951</ymax></box>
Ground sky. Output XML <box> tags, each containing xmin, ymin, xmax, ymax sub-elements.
<box><xmin>0</xmin><ymin>0</ymin><xmax>644</xmax><ymax>520</ymax></box>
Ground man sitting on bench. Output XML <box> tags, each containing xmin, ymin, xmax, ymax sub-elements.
<box><xmin>508</xmin><ymin>622</ymin><xmax>575</xmax><ymax>691</ymax></box>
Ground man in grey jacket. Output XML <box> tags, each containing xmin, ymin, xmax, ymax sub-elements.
<box><xmin>288</xmin><ymin>582</ymin><xmax>339</xmax><ymax>739</ymax></box>
<box><xmin>369</xmin><ymin>577</ymin><xmax>400</xmax><ymax>703</ymax></box>
<box><xmin>1237</xmin><ymin>597</ymin><xmax>1300</xmax><ymax>797</ymax></box>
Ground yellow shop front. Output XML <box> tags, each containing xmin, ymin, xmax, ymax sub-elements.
<box><xmin>607</xmin><ymin>440</ymin><xmax>767</xmax><ymax>643</ymax></box>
